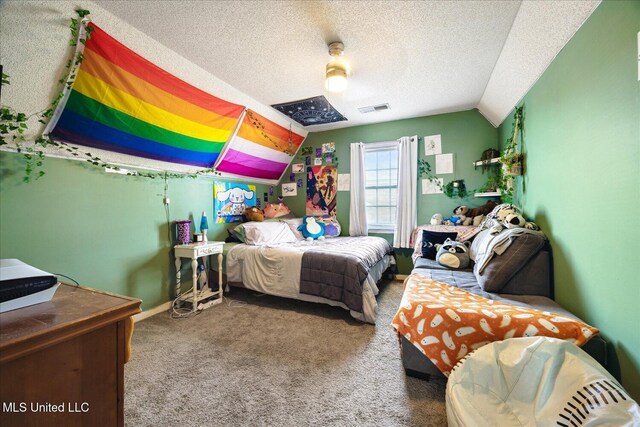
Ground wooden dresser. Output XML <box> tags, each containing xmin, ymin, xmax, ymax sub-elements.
<box><xmin>0</xmin><ymin>284</ymin><xmax>141</xmax><ymax>426</ymax></box>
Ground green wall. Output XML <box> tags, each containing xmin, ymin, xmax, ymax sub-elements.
<box><xmin>282</xmin><ymin>109</ymin><xmax>499</xmax><ymax>273</ymax></box>
<box><xmin>0</xmin><ymin>152</ymin><xmax>269</xmax><ymax>310</ymax></box>
<box><xmin>497</xmin><ymin>0</ymin><xmax>640</xmax><ymax>399</ymax></box>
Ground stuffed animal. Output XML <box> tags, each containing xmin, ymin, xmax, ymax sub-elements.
<box><xmin>503</xmin><ymin>212</ymin><xmax>526</xmax><ymax>229</ymax></box>
<box><xmin>263</xmin><ymin>202</ymin><xmax>291</xmax><ymax>219</ymax></box>
<box><xmin>472</xmin><ymin>215</ymin><xmax>485</xmax><ymax>227</ymax></box>
<box><xmin>455</xmin><ymin>200</ymin><xmax>498</xmax><ymax>226</ymax></box>
<box><xmin>448</xmin><ymin>215</ymin><xmax>464</xmax><ymax>226</ymax></box>
<box><xmin>480</xmin><ymin>203</ymin><xmax>521</xmax><ymax>231</ymax></box>
<box><xmin>436</xmin><ymin>238</ymin><xmax>471</xmax><ymax>269</ymax></box>
<box><xmin>297</xmin><ymin>216</ymin><xmax>325</xmax><ymax>241</ymax></box>
<box><xmin>489</xmin><ymin>207</ymin><xmax>527</xmax><ymax>234</ymax></box>
<box><xmin>524</xmin><ymin>221</ymin><xmax>540</xmax><ymax>231</ymax></box>
<box><xmin>430</xmin><ymin>213</ymin><xmax>443</xmax><ymax>225</ymax></box>
<box><xmin>244</xmin><ymin>206</ymin><xmax>264</xmax><ymax>222</ymax></box>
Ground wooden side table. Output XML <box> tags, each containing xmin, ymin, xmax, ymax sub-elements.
<box><xmin>174</xmin><ymin>241</ymin><xmax>224</xmax><ymax>311</ymax></box>
<box><xmin>0</xmin><ymin>283</ymin><xmax>141</xmax><ymax>427</ymax></box>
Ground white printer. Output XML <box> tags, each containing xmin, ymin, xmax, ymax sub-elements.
<box><xmin>0</xmin><ymin>259</ymin><xmax>60</xmax><ymax>313</ymax></box>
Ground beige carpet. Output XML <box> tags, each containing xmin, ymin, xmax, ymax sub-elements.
<box><xmin>125</xmin><ymin>281</ymin><xmax>448</xmax><ymax>426</ymax></box>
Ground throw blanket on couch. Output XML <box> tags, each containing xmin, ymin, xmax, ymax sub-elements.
<box><xmin>300</xmin><ymin>236</ymin><xmax>391</xmax><ymax>313</ymax></box>
<box><xmin>392</xmin><ymin>273</ymin><xmax>599</xmax><ymax>376</ymax></box>
<box><xmin>471</xmin><ymin>228</ymin><xmax>546</xmax><ymax>274</ymax></box>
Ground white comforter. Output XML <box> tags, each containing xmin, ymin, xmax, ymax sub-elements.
<box><xmin>226</xmin><ymin>237</ymin><xmax>392</xmax><ymax>323</ymax></box>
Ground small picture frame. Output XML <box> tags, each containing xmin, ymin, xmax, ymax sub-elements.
<box><xmin>292</xmin><ymin>163</ymin><xmax>304</xmax><ymax>173</ymax></box>
<box><xmin>314</xmin><ymin>157</ymin><xmax>323</xmax><ymax>166</ymax></box>
<box><xmin>322</xmin><ymin>142</ymin><xmax>336</xmax><ymax>153</ymax></box>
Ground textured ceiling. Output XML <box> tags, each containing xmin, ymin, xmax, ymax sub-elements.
<box><xmin>94</xmin><ymin>0</ymin><xmax>599</xmax><ymax>130</ymax></box>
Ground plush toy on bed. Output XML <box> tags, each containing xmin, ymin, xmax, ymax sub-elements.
<box><xmin>297</xmin><ymin>216</ymin><xmax>326</xmax><ymax>241</ymax></box>
<box><xmin>436</xmin><ymin>238</ymin><xmax>471</xmax><ymax>269</ymax></box>
<box><xmin>446</xmin><ymin>215</ymin><xmax>464</xmax><ymax>226</ymax></box>
<box><xmin>454</xmin><ymin>200</ymin><xmax>498</xmax><ymax>226</ymax></box>
<box><xmin>489</xmin><ymin>206</ymin><xmax>528</xmax><ymax>234</ymax></box>
<box><xmin>263</xmin><ymin>202</ymin><xmax>291</xmax><ymax>219</ymax></box>
<box><xmin>244</xmin><ymin>206</ymin><xmax>264</xmax><ymax>222</ymax></box>
<box><xmin>430</xmin><ymin>213</ymin><xmax>444</xmax><ymax>226</ymax></box>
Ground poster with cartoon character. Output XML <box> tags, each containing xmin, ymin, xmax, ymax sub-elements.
<box><xmin>214</xmin><ymin>182</ymin><xmax>256</xmax><ymax>223</ymax></box>
<box><xmin>306</xmin><ymin>166</ymin><xmax>337</xmax><ymax>218</ymax></box>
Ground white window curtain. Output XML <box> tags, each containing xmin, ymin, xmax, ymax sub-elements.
<box><xmin>393</xmin><ymin>135</ymin><xmax>418</xmax><ymax>248</ymax></box>
<box><xmin>349</xmin><ymin>142</ymin><xmax>368</xmax><ymax>236</ymax></box>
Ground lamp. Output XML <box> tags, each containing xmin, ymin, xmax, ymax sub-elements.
<box><xmin>199</xmin><ymin>211</ymin><xmax>208</xmax><ymax>242</ymax></box>
<box><xmin>325</xmin><ymin>41</ymin><xmax>348</xmax><ymax>93</ymax></box>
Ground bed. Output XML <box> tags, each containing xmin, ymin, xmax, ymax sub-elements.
<box><xmin>224</xmin><ymin>229</ymin><xmax>393</xmax><ymax>323</ymax></box>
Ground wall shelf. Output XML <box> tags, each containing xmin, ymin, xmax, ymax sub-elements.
<box><xmin>474</xmin><ymin>191</ymin><xmax>501</xmax><ymax>197</ymax></box>
<box><xmin>472</xmin><ymin>157</ymin><xmax>501</xmax><ymax>167</ymax></box>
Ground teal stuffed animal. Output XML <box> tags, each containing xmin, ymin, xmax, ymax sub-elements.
<box><xmin>297</xmin><ymin>216</ymin><xmax>325</xmax><ymax>241</ymax></box>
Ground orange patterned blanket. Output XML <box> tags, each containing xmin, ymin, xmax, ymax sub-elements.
<box><xmin>392</xmin><ymin>273</ymin><xmax>599</xmax><ymax>376</ymax></box>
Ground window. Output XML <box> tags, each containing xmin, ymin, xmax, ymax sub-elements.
<box><xmin>364</xmin><ymin>142</ymin><xmax>398</xmax><ymax>232</ymax></box>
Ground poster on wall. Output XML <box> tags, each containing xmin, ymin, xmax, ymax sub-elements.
<box><xmin>322</xmin><ymin>142</ymin><xmax>335</xmax><ymax>153</ymax></box>
<box><xmin>435</xmin><ymin>153</ymin><xmax>454</xmax><ymax>174</ymax></box>
<box><xmin>337</xmin><ymin>173</ymin><xmax>350</xmax><ymax>191</ymax></box>
<box><xmin>282</xmin><ymin>183</ymin><xmax>297</xmax><ymax>197</ymax></box>
<box><xmin>306</xmin><ymin>166</ymin><xmax>337</xmax><ymax>218</ymax></box>
<box><xmin>424</xmin><ymin>135</ymin><xmax>442</xmax><ymax>156</ymax></box>
<box><xmin>422</xmin><ymin>178</ymin><xmax>444</xmax><ymax>194</ymax></box>
<box><xmin>214</xmin><ymin>182</ymin><xmax>256</xmax><ymax>223</ymax></box>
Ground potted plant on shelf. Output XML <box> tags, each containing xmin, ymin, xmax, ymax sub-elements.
<box><xmin>479</xmin><ymin>148</ymin><xmax>500</xmax><ymax>174</ymax></box>
<box><xmin>501</xmin><ymin>153</ymin><xmax>523</xmax><ymax>176</ymax></box>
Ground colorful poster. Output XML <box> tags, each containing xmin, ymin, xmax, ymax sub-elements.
<box><xmin>214</xmin><ymin>182</ymin><xmax>256</xmax><ymax>223</ymax></box>
<box><xmin>306</xmin><ymin>166</ymin><xmax>337</xmax><ymax>218</ymax></box>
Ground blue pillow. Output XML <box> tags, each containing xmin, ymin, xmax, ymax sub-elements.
<box><xmin>421</xmin><ymin>230</ymin><xmax>458</xmax><ymax>260</ymax></box>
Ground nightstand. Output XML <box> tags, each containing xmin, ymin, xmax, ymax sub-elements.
<box><xmin>174</xmin><ymin>241</ymin><xmax>224</xmax><ymax>311</ymax></box>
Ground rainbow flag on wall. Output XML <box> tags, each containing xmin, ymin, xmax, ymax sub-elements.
<box><xmin>48</xmin><ymin>23</ymin><xmax>244</xmax><ymax>167</ymax></box>
<box><xmin>215</xmin><ymin>109</ymin><xmax>305</xmax><ymax>182</ymax></box>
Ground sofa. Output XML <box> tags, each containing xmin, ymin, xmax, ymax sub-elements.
<box><xmin>399</xmin><ymin>227</ymin><xmax>608</xmax><ymax>380</ymax></box>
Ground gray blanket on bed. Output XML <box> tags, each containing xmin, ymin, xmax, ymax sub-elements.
<box><xmin>299</xmin><ymin>237</ymin><xmax>392</xmax><ymax>312</ymax></box>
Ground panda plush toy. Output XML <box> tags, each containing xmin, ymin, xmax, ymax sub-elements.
<box><xmin>297</xmin><ymin>216</ymin><xmax>325</xmax><ymax>241</ymax></box>
<box><xmin>436</xmin><ymin>239</ymin><xmax>471</xmax><ymax>269</ymax></box>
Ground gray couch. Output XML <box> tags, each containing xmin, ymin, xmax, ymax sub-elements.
<box><xmin>401</xmin><ymin>228</ymin><xmax>608</xmax><ymax>380</ymax></box>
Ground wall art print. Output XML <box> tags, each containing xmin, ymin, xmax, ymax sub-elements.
<box><xmin>214</xmin><ymin>182</ymin><xmax>256</xmax><ymax>223</ymax></box>
<box><xmin>306</xmin><ymin>166</ymin><xmax>337</xmax><ymax>218</ymax></box>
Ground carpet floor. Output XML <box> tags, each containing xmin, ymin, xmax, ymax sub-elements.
<box><xmin>125</xmin><ymin>281</ymin><xmax>448</xmax><ymax>426</ymax></box>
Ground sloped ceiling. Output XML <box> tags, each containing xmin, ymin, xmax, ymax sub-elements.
<box><xmin>94</xmin><ymin>0</ymin><xmax>600</xmax><ymax>129</ymax></box>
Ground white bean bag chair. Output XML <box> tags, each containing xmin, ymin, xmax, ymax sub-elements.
<box><xmin>446</xmin><ymin>337</ymin><xmax>640</xmax><ymax>426</ymax></box>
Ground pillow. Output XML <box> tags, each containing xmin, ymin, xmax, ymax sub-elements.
<box><xmin>317</xmin><ymin>216</ymin><xmax>341</xmax><ymax>237</ymax></box>
<box><xmin>243</xmin><ymin>222</ymin><xmax>297</xmax><ymax>246</ymax></box>
<box><xmin>230</xmin><ymin>223</ymin><xmax>248</xmax><ymax>243</ymax></box>
<box><xmin>474</xmin><ymin>231</ymin><xmax>546</xmax><ymax>293</ymax></box>
<box><xmin>421</xmin><ymin>230</ymin><xmax>458</xmax><ymax>260</ymax></box>
<box><xmin>282</xmin><ymin>218</ymin><xmax>305</xmax><ymax>240</ymax></box>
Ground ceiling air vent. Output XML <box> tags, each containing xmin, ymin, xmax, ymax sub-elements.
<box><xmin>358</xmin><ymin>103</ymin><xmax>390</xmax><ymax>114</ymax></box>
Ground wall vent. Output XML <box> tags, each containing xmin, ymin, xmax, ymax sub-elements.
<box><xmin>358</xmin><ymin>103</ymin><xmax>390</xmax><ymax>114</ymax></box>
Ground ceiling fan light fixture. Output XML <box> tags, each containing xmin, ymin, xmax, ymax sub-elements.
<box><xmin>325</xmin><ymin>41</ymin><xmax>348</xmax><ymax>93</ymax></box>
